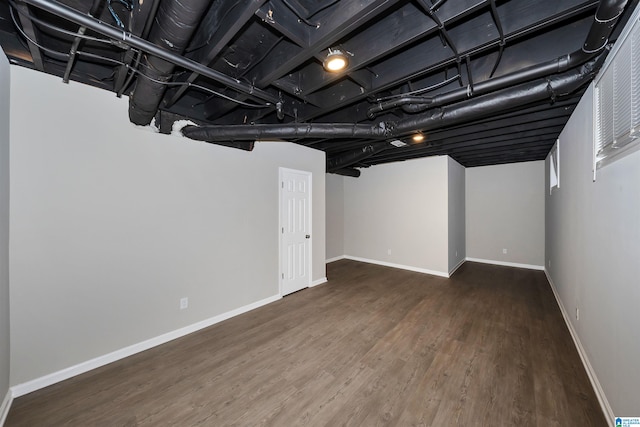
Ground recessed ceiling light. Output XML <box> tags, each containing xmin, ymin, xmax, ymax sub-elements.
<box><xmin>412</xmin><ymin>133</ymin><xmax>425</xmax><ymax>143</ymax></box>
<box><xmin>323</xmin><ymin>48</ymin><xmax>349</xmax><ymax>72</ymax></box>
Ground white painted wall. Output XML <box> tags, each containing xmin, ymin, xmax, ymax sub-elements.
<box><xmin>9</xmin><ymin>66</ymin><xmax>325</xmax><ymax>386</ymax></box>
<box><xmin>466</xmin><ymin>161</ymin><xmax>545</xmax><ymax>267</ymax></box>
<box><xmin>343</xmin><ymin>156</ymin><xmax>449</xmax><ymax>276</ymax></box>
<box><xmin>546</xmin><ymin>83</ymin><xmax>640</xmax><ymax>416</ymax></box>
<box><xmin>325</xmin><ymin>173</ymin><xmax>344</xmax><ymax>261</ymax></box>
<box><xmin>447</xmin><ymin>157</ymin><xmax>465</xmax><ymax>273</ymax></box>
<box><xmin>0</xmin><ymin>53</ymin><xmax>11</xmax><ymax>412</ymax></box>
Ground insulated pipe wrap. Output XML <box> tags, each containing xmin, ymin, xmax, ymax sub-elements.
<box><xmin>182</xmin><ymin>59</ymin><xmax>599</xmax><ymax>143</ymax></box>
<box><xmin>181</xmin><ymin>123</ymin><xmax>394</xmax><ymax>141</ymax></box>
<box><xmin>182</xmin><ymin>57</ymin><xmax>601</xmax><ymax>172</ymax></box>
<box><xmin>129</xmin><ymin>0</ymin><xmax>211</xmax><ymax>125</ymax></box>
<box><xmin>176</xmin><ymin>0</ymin><xmax>627</xmax><ymax>172</ymax></box>
<box><xmin>153</xmin><ymin>0</ymin><xmax>204</xmax><ymax>52</ymax></box>
<box><xmin>367</xmin><ymin>0</ymin><xmax>627</xmax><ymax>118</ymax></box>
<box><xmin>393</xmin><ymin>59</ymin><xmax>600</xmax><ymax>134</ymax></box>
<box><xmin>331</xmin><ymin>168</ymin><xmax>361</xmax><ymax>178</ymax></box>
<box><xmin>584</xmin><ymin>0</ymin><xmax>629</xmax><ymax>52</ymax></box>
<box><xmin>326</xmin><ymin>142</ymin><xmax>392</xmax><ymax>172</ymax></box>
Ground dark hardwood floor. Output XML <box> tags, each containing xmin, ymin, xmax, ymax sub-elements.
<box><xmin>6</xmin><ymin>260</ymin><xmax>607</xmax><ymax>426</ymax></box>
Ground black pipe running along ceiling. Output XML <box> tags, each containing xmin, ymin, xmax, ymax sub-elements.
<box><xmin>0</xmin><ymin>0</ymin><xmax>637</xmax><ymax>175</ymax></box>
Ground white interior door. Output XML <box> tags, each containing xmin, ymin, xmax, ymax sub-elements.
<box><xmin>279</xmin><ymin>168</ymin><xmax>311</xmax><ymax>296</ymax></box>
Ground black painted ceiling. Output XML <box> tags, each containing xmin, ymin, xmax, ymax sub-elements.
<box><xmin>0</xmin><ymin>0</ymin><xmax>637</xmax><ymax>173</ymax></box>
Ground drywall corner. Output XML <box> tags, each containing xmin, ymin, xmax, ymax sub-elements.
<box><xmin>545</xmin><ymin>81</ymin><xmax>640</xmax><ymax>416</ymax></box>
<box><xmin>326</xmin><ymin>173</ymin><xmax>344</xmax><ymax>261</ymax></box>
<box><xmin>0</xmin><ymin>390</ymin><xmax>12</xmax><ymax>427</ymax></box>
<box><xmin>466</xmin><ymin>161</ymin><xmax>544</xmax><ymax>267</ymax></box>
<box><xmin>8</xmin><ymin>67</ymin><xmax>325</xmax><ymax>387</ymax></box>
<box><xmin>343</xmin><ymin>156</ymin><xmax>449</xmax><ymax>274</ymax></box>
<box><xmin>0</xmin><ymin>49</ymin><xmax>12</xmax><ymax>420</ymax></box>
<box><xmin>447</xmin><ymin>157</ymin><xmax>465</xmax><ymax>273</ymax></box>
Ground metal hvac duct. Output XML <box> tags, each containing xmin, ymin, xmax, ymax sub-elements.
<box><xmin>23</xmin><ymin>0</ymin><xmax>624</xmax><ymax>173</ymax></box>
<box><xmin>182</xmin><ymin>56</ymin><xmax>602</xmax><ymax>172</ymax></box>
<box><xmin>391</xmin><ymin>57</ymin><xmax>602</xmax><ymax>135</ymax></box>
<box><xmin>181</xmin><ymin>122</ymin><xmax>393</xmax><ymax>142</ymax></box>
<box><xmin>21</xmin><ymin>0</ymin><xmax>279</xmax><ymax>107</ymax></box>
<box><xmin>180</xmin><ymin>0</ymin><xmax>626</xmax><ymax>174</ymax></box>
<box><xmin>181</xmin><ymin>58</ymin><xmax>601</xmax><ymax>142</ymax></box>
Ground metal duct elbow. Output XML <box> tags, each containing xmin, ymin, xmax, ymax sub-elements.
<box><xmin>129</xmin><ymin>0</ymin><xmax>211</xmax><ymax>126</ymax></box>
<box><xmin>564</xmin><ymin>0</ymin><xmax>628</xmax><ymax>68</ymax></box>
<box><xmin>583</xmin><ymin>0</ymin><xmax>628</xmax><ymax>53</ymax></box>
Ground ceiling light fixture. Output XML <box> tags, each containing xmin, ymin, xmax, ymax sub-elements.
<box><xmin>412</xmin><ymin>133</ymin><xmax>425</xmax><ymax>143</ymax></box>
<box><xmin>323</xmin><ymin>48</ymin><xmax>349</xmax><ymax>72</ymax></box>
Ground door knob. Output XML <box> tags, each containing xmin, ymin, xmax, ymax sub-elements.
<box><xmin>305</xmin><ymin>234</ymin><xmax>311</xmax><ymax>239</ymax></box>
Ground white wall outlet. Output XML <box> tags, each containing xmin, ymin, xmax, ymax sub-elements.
<box><xmin>548</xmin><ymin>259</ymin><xmax>551</xmax><ymax>268</ymax></box>
<box><xmin>387</xmin><ymin>249</ymin><xmax>391</xmax><ymax>255</ymax></box>
<box><xmin>502</xmin><ymin>248</ymin><xmax>508</xmax><ymax>254</ymax></box>
<box><xmin>455</xmin><ymin>250</ymin><xmax>458</xmax><ymax>257</ymax></box>
<box><xmin>180</xmin><ymin>297</ymin><xmax>189</xmax><ymax>310</ymax></box>
<box><xmin>576</xmin><ymin>307</ymin><xmax>579</xmax><ymax>321</ymax></box>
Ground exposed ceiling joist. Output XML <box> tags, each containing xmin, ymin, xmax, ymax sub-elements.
<box><xmin>1</xmin><ymin>0</ymin><xmax>636</xmax><ymax>174</ymax></box>
<box><xmin>164</xmin><ymin>0</ymin><xmax>269</xmax><ymax>109</ymax></box>
<box><xmin>12</xmin><ymin>1</ymin><xmax>44</xmax><ymax>71</ymax></box>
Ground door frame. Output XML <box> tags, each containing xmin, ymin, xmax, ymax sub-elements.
<box><xmin>278</xmin><ymin>167</ymin><xmax>313</xmax><ymax>296</ymax></box>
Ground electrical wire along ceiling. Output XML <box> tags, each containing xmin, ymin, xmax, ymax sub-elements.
<box><xmin>0</xmin><ymin>0</ymin><xmax>637</xmax><ymax>176</ymax></box>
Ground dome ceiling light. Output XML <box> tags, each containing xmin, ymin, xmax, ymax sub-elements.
<box><xmin>412</xmin><ymin>133</ymin><xmax>425</xmax><ymax>143</ymax></box>
<box><xmin>323</xmin><ymin>48</ymin><xmax>349</xmax><ymax>72</ymax></box>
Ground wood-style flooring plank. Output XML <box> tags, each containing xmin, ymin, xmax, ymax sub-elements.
<box><xmin>5</xmin><ymin>260</ymin><xmax>607</xmax><ymax>426</ymax></box>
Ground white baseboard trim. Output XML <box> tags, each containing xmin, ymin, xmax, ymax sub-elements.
<box><xmin>310</xmin><ymin>277</ymin><xmax>328</xmax><ymax>287</ymax></box>
<box><xmin>343</xmin><ymin>255</ymin><xmax>449</xmax><ymax>278</ymax></box>
<box><xmin>1</xmin><ymin>388</ymin><xmax>12</xmax><ymax>427</ymax></box>
<box><xmin>465</xmin><ymin>257</ymin><xmax>544</xmax><ymax>271</ymax></box>
<box><xmin>325</xmin><ymin>255</ymin><xmax>345</xmax><ymax>263</ymax></box>
<box><xmin>449</xmin><ymin>258</ymin><xmax>466</xmax><ymax>276</ymax></box>
<box><xmin>544</xmin><ymin>269</ymin><xmax>614</xmax><ymax>426</ymax></box>
<box><xmin>10</xmin><ymin>294</ymin><xmax>282</xmax><ymax>399</ymax></box>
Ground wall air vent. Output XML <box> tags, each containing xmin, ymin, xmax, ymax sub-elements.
<box><xmin>390</xmin><ymin>140</ymin><xmax>407</xmax><ymax>147</ymax></box>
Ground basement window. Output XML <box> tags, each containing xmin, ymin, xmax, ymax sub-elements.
<box><xmin>593</xmin><ymin>7</ymin><xmax>640</xmax><ymax>178</ymax></box>
<box><xmin>549</xmin><ymin>139</ymin><xmax>559</xmax><ymax>194</ymax></box>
